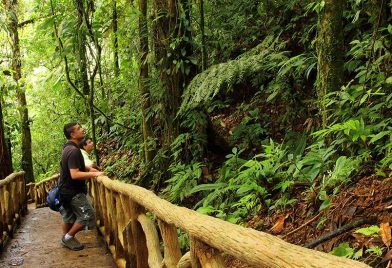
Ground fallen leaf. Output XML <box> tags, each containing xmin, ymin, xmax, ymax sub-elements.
<box><xmin>381</xmin><ymin>222</ymin><xmax>391</xmax><ymax>248</ymax></box>
<box><xmin>270</xmin><ymin>215</ymin><xmax>285</xmax><ymax>234</ymax></box>
<box><xmin>381</xmin><ymin>248</ymin><xmax>392</xmax><ymax>263</ymax></box>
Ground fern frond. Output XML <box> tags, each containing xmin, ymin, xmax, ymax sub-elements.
<box><xmin>179</xmin><ymin>35</ymin><xmax>288</xmax><ymax>114</ymax></box>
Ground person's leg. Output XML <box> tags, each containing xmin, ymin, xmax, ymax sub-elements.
<box><xmin>60</xmin><ymin>205</ymin><xmax>84</xmax><ymax>250</ymax></box>
<box><xmin>62</xmin><ymin>223</ymin><xmax>73</xmax><ymax>235</ymax></box>
<box><xmin>66</xmin><ymin>223</ymin><xmax>84</xmax><ymax>236</ymax></box>
<box><xmin>60</xmin><ymin>205</ymin><xmax>76</xmax><ymax>235</ymax></box>
<box><xmin>72</xmin><ymin>193</ymin><xmax>96</xmax><ymax>230</ymax></box>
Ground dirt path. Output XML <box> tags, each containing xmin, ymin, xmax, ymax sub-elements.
<box><xmin>0</xmin><ymin>205</ymin><xmax>115</xmax><ymax>268</ymax></box>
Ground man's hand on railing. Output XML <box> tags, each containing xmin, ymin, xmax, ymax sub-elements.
<box><xmin>92</xmin><ymin>171</ymin><xmax>105</xmax><ymax>178</ymax></box>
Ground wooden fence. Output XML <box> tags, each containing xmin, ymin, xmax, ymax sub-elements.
<box><xmin>33</xmin><ymin>174</ymin><xmax>59</xmax><ymax>208</ymax></box>
<box><xmin>91</xmin><ymin>176</ymin><xmax>370</xmax><ymax>268</ymax></box>
<box><xmin>0</xmin><ymin>172</ymin><xmax>26</xmax><ymax>251</ymax></box>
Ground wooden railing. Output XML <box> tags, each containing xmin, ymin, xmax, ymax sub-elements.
<box><xmin>33</xmin><ymin>174</ymin><xmax>59</xmax><ymax>208</ymax></box>
<box><xmin>91</xmin><ymin>176</ymin><xmax>370</xmax><ymax>268</ymax></box>
<box><xmin>0</xmin><ymin>172</ymin><xmax>27</xmax><ymax>251</ymax></box>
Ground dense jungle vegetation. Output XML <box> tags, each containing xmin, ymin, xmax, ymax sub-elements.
<box><xmin>0</xmin><ymin>0</ymin><xmax>391</xmax><ymax>265</ymax></box>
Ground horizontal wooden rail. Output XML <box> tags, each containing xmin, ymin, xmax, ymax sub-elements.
<box><xmin>34</xmin><ymin>174</ymin><xmax>59</xmax><ymax>208</ymax></box>
<box><xmin>0</xmin><ymin>172</ymin><xmax>27</xmax><ymax>251</ymax></box>
<box><xmin>91</xmin><ymin>176</ymin><xmax>370</xmax><ymax>268</ymax></box>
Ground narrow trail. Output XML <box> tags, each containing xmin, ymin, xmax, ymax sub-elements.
<box><xmin>0</xmin><ymin>204</ymin><xmax>115</xmax><ymax>268</ymax></box>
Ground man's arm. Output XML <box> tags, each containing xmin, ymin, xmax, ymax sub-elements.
<box><xmin>70</xmin><ymin>168</ymin><xmax>104</xmax><ymax>180</ymax></box>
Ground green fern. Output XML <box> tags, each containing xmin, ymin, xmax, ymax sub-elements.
<box><xmin>179</xmin><ymin>35</ymin><xmax>288</xmax><ymax>113</ymax></box>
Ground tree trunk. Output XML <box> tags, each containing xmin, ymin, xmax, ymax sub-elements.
<box><xmin>316</xmin><ymin>0</ymin><xmax>344</xmax><ymax>128</ymax></box>
<box><xmin>199</xmin><ymin>0</ymin><xmax>207</xmax><ymax>71</ymax></box>
<box><xmin>153</xmin><ymin>0</ymin><xmax>195</xmax><ymax>147</ymax></box>
<box><xmin>0</xmin><ymin>100</ymin><xmax>12</xmax><ymax>179</ymax></box>
<box><xmin>75</xmin><ymin>0</ymin><xmax>90</xmax><ymax>96</ymax></box>
<box><xmin>89</xmin><ymin>85</ymin><xmax>99</xmax><ymax>166</ymax></box>
<box><xmin>113</xmin><ymin>0</ymin><xmax>120</xmax><ymax>78</ymax></box>
<box><xmin>139</xmin><ymin>0</ymin><xmax>155</xmax><ymax>163</ymax></box>
<box><xmin>153</xmin><ymin>0</ymin><xmax>180</xmax><ymax>147</ymax></box>
<box><xmin>3</xmin><ymin>0</ymin><xmax>34</xmax><ymax>183</ymax></box>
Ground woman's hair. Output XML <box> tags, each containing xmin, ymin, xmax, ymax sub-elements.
<box><xmin>78</xmin><ymin>137</ymin><xmax>92</xmax><ymax>149</ymax></box>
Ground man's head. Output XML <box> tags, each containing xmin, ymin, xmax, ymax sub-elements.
<box><xmin>63</xmin><ymin>122</ymin><xmax>84</xmax><ymax>141</ymax></box>
<box><xmin>78</xmin><ymin>137</ymin><xmax>94</xmax><ymax>153</ymax></box>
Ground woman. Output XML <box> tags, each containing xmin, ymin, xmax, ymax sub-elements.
<box><xmin>78</xmin><ymin>137</ymin><xmax>99</xmax><ymax>170</ymax></box>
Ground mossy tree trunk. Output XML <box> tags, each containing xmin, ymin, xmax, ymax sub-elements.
<box><xmin>109</xmin><ymin>0</ymin><xmax>118</xmax><ymax>115</ymax></box>
<box><xmin>0</xmin><ymin>100</ymin><xmax>12</xmax><ymax>179</ymax></box>
<box><xmin>3</xmin><ymin>0</ymin><xmax>34</xmax><ymax>183</ymax></box>
<box><xmin>113</xmin><ymin>0</ymin><xmax>120</xmax><ymax>78</ymax></box>
<box><xmin>139</xmin><ymin>0</ymin><xmax>155</xmax><ymax>163</ymax></box>
<box><xmin>74</xmin><ymin>0</ymin><xmax>99</xmax><ymax>165</ymax></box>
<box><xmin>153</xmin><ymin>0</ymin><xmax>195</xmax><ymax>147</ymax></box>
<box><xmin>316</xmin><ymin>0</ymin><xmax>344</xmax><ymax>128</ymax></box>
<box><xmin>153</xmin><ymin>0</ymin><xmax>180</xmax><ymax>147</ymax></box>
<box><xmin>199</xmin><ymin>0</ymin><xmax>207</xmax><ymax>71</ymax></box>
<box><xmin>75</xmin><ymin>0</ymin><xmax>89</xmax><ymax>96</ymax></box>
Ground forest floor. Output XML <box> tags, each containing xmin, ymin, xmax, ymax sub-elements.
<box><xmin>244</xmin><ymin>175</ymin><xmax>392</xmax><ymax>267</ymax></box>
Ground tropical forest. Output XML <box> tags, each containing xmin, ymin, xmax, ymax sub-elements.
<box><xmin>0</xmin><ymin>0</ymin><xmax>391</xmax><ymax>266</ymax></box>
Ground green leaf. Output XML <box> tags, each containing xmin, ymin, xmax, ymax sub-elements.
<box><xmin>237</xmin><ymin>185</ymin><xmax>254</xmax><ymax>195</ymax></box>
<box><xmin>370</xmin><ymin>131</ymin><xmax>390</xmax><ymax>144</ymax></box>
<box><xmin>319</xmin><ymin>199</ymin><xmax>330</xmax><ymax>211</ymax></box>
<box><xmin>331</xmin><ymin>243</ymin><xmax>354</xmax><ymax>258</ymax></box>
<box><xmin>355</xmin><ymin>225</ymin><xmax>380</xmax><ymax>236</ymax></box>
<box><xmin>353</xmin><ymin>248</ymin><xmax>363</xmax><ymax>260</ymax></box>
<box><xmin>189</xmin><ymin>183</ymin><xmax>226</xmax><ymax>194</ymax></box>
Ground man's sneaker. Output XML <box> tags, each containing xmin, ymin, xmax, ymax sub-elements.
<box><xmin>61</xmin><ymin>236</ymin><xmax>85</xmax><ymax>251</ymax></box>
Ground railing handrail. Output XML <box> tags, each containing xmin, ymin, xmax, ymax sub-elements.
<box><xmin>92</xmin><ymin>176</ymin><xmax>370</xmax><ymax>268</ymax></box>
<box><xmin>0</xmin><ymin>171</ymin><xmax>25</xmax><ymax>187</ymax></box>
<box><xmin>0</xmin><ymin>171</ymin><xmax>27</xmax><ymax>251</ymax></box>
<box><xmin>35</xmin><ymin>174</ymin><xmax>59</xmax><ymax>186</ymax></box>
<box><xmin>33</xmin><ymin>174</ymin><xmax>59</xmax><ymax>208</ymax></box>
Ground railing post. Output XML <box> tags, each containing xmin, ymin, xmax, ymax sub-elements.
<box><xmin>129</xmin><ymin>201</ymin><xmax>148</xmax><ymax>268</ymax></box>
<box><xmin>190</xmin><ymin>237</ymin><xmax>202</xmax><ymax>268</ymax></box>
<box><xmin>158</xmin><ymin>220</ymin><xmax>182</xmax><ymax>268</ymax></box>
<box><xmin>191</xmin><ymin>239</ymin><xmax>225</xmax><ymax>268</ymax></box>
<box><xmin>120</xmin><ymin>194</ymin><xmax>137</xmax><ymax>268</ymax></box>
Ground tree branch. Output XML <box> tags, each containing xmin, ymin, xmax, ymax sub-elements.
<box><xmin>49</xmin><ymin>0</ymin><xmax>130</xmax><ymax>130</ymax></box>
<box><xmin>304</xmin><ymin>217</ymin><xmax>376</xmax><ymax>249</ymax></box>
<box><xmin>17</xmin><ymin>14</ymin><xmax>51</xmax><ymax>28</ymax></box>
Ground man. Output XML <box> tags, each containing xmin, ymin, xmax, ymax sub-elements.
<box><xmin>78</xmin><ymin>137</ymin><xmax>99</xmax><ymax>170</ymax></box>
<box><xmin>59</xmin><ymin>122</ymin><xmax>104</xmax><ymax>251</ymax></box>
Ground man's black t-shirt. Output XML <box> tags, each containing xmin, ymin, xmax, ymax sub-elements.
<box><xmin>59</xmin><ymin>141</ymin><xmax>87</xmax><ymax>203</ymax></box>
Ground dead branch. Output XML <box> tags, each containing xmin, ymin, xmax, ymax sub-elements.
<box><xmin>304</xmin><ymin>217</ymin><xmax>377</xmax><ymax>249</ymax></box>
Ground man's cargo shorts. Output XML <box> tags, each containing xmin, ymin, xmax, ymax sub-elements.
<box><xmin>60</xmin><ymin>193</ymin><xmax>96</xmax><ymax>228</ymax></box>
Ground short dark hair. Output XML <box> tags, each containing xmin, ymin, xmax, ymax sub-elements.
<box><xmin>63</xmin><ymin>122</ymin><xmax>78</xmax><ymax>139</ymax></box>
<box><xmin>78</xmin><ymin>137</ymin><xmax>92</xmax><ymax>149</ymax></box>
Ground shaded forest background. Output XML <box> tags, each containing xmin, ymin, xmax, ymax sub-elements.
<box><xmin>0</xmin><ymin>0</ymin><xmax>391</xmax><ymax>265</ymax></box>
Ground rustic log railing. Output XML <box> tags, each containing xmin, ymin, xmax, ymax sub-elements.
<box><xmin>0</xmin><ymin>172</ymin><xmax>27</xmax><ymax>251</ymax></box>
<box><xmin>26</xmin><ymin>182</ymin><xmax>36</xmax><ymax>203</ymax></box>
<box><xmin>91</xmin><ymin>176</ymin><xmax>370</xmax><ymax>268</ymax></box>
<box><xmin>33</xmin><ymin>174</ymin><xmax>59</xmax><ymax>208</ymax></box>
